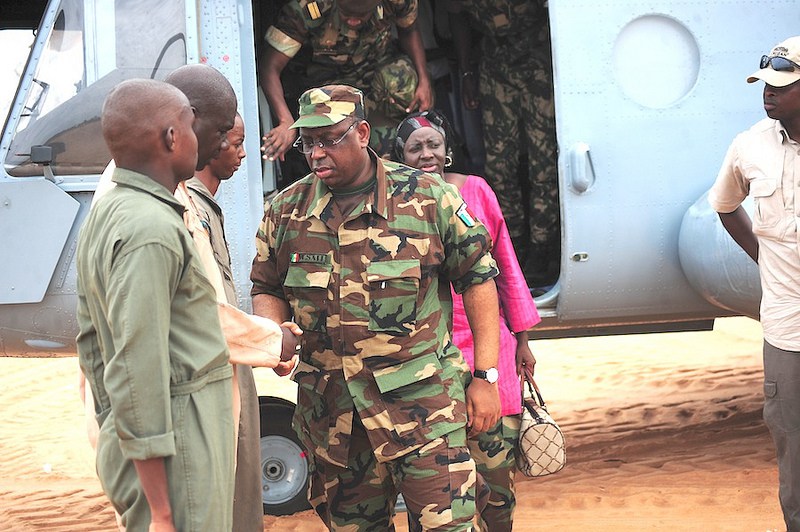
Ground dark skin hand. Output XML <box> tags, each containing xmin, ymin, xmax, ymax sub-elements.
<box><xmin>253</xmin><ymin>294</ymin><xmax>301</xmax><ymax>376</ymax></box>
<box><xmin>280</xmin><ymin>322</ymin><xmax>303</xmax><ymax>362</ymax></box>
<box><xmin>515</xmin><ymin>330</ymin><xmax>536</xmax><ymax>383</ymax></box>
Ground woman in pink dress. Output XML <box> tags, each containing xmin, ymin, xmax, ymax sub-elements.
<box><xmin>395</xmin><ymin>110</ymin><xmax>541</xmax><ymax>531</ymax></box>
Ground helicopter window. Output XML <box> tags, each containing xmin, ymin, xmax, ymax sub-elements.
<box><xmin>4</xmin><ymin>0</ymin><xmax>187</xmax><ymax>178</ymax></box>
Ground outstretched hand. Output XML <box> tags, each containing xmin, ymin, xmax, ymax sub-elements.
<box><xmin>262</xmin><ymin>123</ymin><xmax>297</xmax><ymax>162</ymax></box>
<box><xmin>406</xmin><ymin>77</ymin><xmax>434</xmax><ymax>113</ymax></box>
<box><xmin>275</xmin><ymin>321</ymin><xmax>302</xmax><ymax>376</ymax></box>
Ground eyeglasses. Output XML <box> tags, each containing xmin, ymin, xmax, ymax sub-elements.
<box><xmin>293</xmin><ymin>121</ymin><xmax>358</xmax><ymax>154</ymax></box>
<box><xmin>760</xmin><ymin>55</ymin><xmax>800</xmax><ymax>72</ymax></box>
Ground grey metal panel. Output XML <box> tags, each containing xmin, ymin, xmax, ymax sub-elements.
<box><xmin>679</xmin><ymin>191</ymin><xmax>760</xmax><ymax>319</ymax></box>
<box><xmin>0</xmin><ymin>178</ymin><xmax>79</xmax><ymax>303</ymax></box>
<box><xmin>549</xmin><ymin>0</ymin><xmax>799</xmax><ymax>321</ymax></box>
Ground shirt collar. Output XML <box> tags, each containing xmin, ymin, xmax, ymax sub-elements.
<box><xmin>773</xmin><ymin>119</ymin><xmax>796</xmax><ymax>145</ymax></box>
<box><xmin>111</xmin><ymin>167</ymin><xmax>186</xmax><ymax>216</ymax></box>
<box><xmin>185</xmin><ymin>176</ymin><xmax>222</xmax><ymax>213</ymax></box>
<box><xmin>306</xmin><ymin>148</ymin><xmax>388</xmax><ymax>220</ymax></box>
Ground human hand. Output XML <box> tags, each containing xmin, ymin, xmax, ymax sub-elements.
<box><xmin>516</xmin><ymin>341</ymin><xmax>535</xmax><ymax>382</ymax></box>
<box><xmin>262</xmin><ymin>123</ymin><xmax>297</xmax><ymax>162</ymax></box>
<box><xmin>406</xmin><ymin>76</ymin><xmax>433</xmax><ymax>112</ymax></box>
<box><xmin>460</xmin><ymin>73</ymin><xmax>479</xmax><ymax>110</ymax></box>
<box><xmin>279</xmin><ymin>321</ymin><xmax>303</xmax><ymax>361</ymax></box>
<box><xmin>275</xmin><ymin>321</ymin><xmax>302</xmax><ymax>376</ymax></box>
<box><xmin>466</xmin><ymin>378</ymin><xmax>500</xmax><ymax>436</ymax></box>
<box><xmin>273</xmin><ymin>355</ymin><xmax>298</xmax><ymax>377</ymax></box>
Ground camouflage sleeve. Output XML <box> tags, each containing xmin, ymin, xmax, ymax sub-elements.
<box><xmin>250</xmin><ymin>203</ymin><xmax>286</xmax><ymax>300</ymax></box>
<box><xmin>437</xmin><ymin>183</ymin><xmax>499</xmax><ymax>294</ymax></box>
<box><xmin>265</xmin><ymin>0</ymin><xmax>315</xmax><ymax>58</ymax></box>
<box><xmin>388</xmin><ymin>0</ymin><xmax>417</xmax><ymax>28</ymax></box>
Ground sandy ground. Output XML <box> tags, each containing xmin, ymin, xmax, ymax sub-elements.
<box><xmin>0</xmin><ymin>317</ymin><xmax>786</xmax><ymax>531</ymax></box>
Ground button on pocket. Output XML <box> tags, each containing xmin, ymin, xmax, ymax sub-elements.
<box><xmin>366</xmin><ymin>260</ymin><xmax>421</xmax><ymax>336</ymax></box>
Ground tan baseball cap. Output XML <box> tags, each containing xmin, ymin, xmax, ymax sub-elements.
<box><xmin>747</xmin><ymin>36</ymin><xmax>800</xmax><ymax>87</ymax></box>
<box><xmin>290</xmin><ymin>85</ymin><xmax>366</xmax><ymax>129</ymax></box>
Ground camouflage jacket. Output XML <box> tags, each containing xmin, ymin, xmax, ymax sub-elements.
<box><xmin>251</xmin><ymin>154</ymin><xmax>498</xmax><ymax>466</ymax></box>
<box><xmin>265</xmin><ymin>0</ymin><xmax>417</xmax><ymax>81</ymax></box>
<box><xmin>452</xmin><ymin>0</ymin><xmax>551</xmax><ymax>70</ymax></box>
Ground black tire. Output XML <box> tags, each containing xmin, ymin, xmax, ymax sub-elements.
<box><xmin>258</xmin><ymin>399</ymin><xmax>311</xmax><ymax>516</ymax></box>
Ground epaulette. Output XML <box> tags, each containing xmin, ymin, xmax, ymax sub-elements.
<box><xmin>298</xmin><ymin>0</ymin><xmax>332</xmax><ymax>21</ymax></box>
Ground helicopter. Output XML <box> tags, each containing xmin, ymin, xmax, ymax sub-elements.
<box><xmin>1</xmin><ymin>0</ymin><xmax>794</xmax><ymax>515</ymax></box>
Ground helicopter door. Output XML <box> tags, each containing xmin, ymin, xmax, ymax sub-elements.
<box><xmin>550</xmin><ymin>0</ymin><xmax>797</xmax><ymax>323</ymax></box>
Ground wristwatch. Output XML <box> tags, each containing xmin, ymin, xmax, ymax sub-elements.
<box><xmin>473</xmin><ymin>367</ymin><xmax>499</xmax><ymax>384</ymax></box>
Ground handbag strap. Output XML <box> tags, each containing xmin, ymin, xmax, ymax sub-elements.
<box><xmin>522</xmin><ymin>375</ymin><xmax>548</xmax><ymax>410</ymax></box>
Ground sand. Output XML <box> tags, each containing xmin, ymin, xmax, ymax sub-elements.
<box><xmin>0</xmin><ymin>317</ymin><xmax>786</xmax><ymax>531</ymax></box>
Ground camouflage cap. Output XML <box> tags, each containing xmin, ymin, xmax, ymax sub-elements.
<box><xmin>290</xmin><ymin>85</ymin><xmax>366</xmax><ymax>129</ymax></box>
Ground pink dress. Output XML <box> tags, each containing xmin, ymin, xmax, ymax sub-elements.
<box><xmin>452</xmin><ymin>175</ymin><xmax>541</xmax><ymax>416</ymax></box>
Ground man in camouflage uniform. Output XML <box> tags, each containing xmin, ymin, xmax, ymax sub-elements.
<box><xmin>449</xmin><ymin>0</ymin><xmax>560</xmax><ymax>286</ymax></box>
<box><xmin>250</xmin><ymin>84</ymin><xmax>501</xmax><ymax>530</ymax></box>
<box><xmin>259</xmin><ymin>0</ymin><xmax>433</xmax><ymax>162</ymax></box>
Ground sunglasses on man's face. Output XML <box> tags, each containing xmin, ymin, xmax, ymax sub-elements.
<box><xmin>760</xmin><ymin>55</ymin><xmax>800</xmax><ymax>72</ymax></box>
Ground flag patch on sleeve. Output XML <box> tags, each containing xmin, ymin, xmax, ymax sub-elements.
<box><xmin>456</xmin><ymin>203</ymin><xmax>476</xmax><ymax>227</ymax></box>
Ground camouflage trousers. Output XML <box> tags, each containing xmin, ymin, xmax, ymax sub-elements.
<box><xmin>309</xmin><ymin>419</ymin><xmax>479</xmax><ymax>531</ymax></box>
<box><xmin>407</xmin><ymin>416</ymin><xmax>517</xmax><ymax>531</ymax></box>
<box><xmin>479</xmin><ymin>60</ymin><xmax>559</xmax><ymax>248</ymax></box>
<box><xmin>468</xmin><ymin>415</ymin><xmax>521</xmax><ymax>532</ymax></box>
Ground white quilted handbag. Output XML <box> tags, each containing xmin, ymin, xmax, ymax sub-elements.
<box><xmin>515</xmin><ymin>377</ymin><xmax>566</xmax><ymax>477</ymax></box>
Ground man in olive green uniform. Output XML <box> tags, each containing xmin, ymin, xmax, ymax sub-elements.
<box><xmin>260</xmin><ymin>0</ymin><xmax>432</xmax><ymax>162</ymax></box>
<box><xmin>251</xmin><ymin>84</ymin><xmax>501</xmax><ymax>530</ymax></box>
<box><xmin>76</xmin><ymin>79</ymin><xmax>234</xmax><ymax>531</ymax></box>
<box><xmin>186</xmin><ymin>112</ymin><xmax>264</xmax><ymax>532</ymax></box>
<box><xmin>449</xmin><ymin>0</ymin><xmax>559</xmax><ymax>285</ymax></box>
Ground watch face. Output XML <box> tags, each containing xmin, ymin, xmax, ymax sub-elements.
<box><xmin>476</xmin><ymin>368</ymin><xmax>499</xmax><ymax>384</ymax></box>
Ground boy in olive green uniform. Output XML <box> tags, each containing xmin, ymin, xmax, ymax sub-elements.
<box><xmin>76</xmin><ymin>79</ymin><xmax>234</xmax><ymax>531</ymax></box>
<box><xmin>251</xmin><ymin>85</ymin><xmax>501</xmax><ymax>530</ymax></box>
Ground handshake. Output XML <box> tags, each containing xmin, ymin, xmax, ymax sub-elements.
<box><xmin>216</xmin><ymin>302</ymin><xmax>302</xmax><ymax>375</ymax></box>
<box><xmin>280</xmin><ymin>323</ymin><xmax>303</xmax><ymax>362</ymax></box>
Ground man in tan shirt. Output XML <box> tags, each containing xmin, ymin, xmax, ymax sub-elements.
<box><xmin>709</xmin><ymin>36</ymin><xmax>800</xmax><ymax>531</ymax></box>
<box><xmin>185</xmin><ymin>112</ymin><xmax>264</xmax><ymax>532</ymax></box>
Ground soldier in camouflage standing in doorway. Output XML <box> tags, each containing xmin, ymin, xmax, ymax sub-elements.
<box><xmin>449</xmin><ymin>0</ymin><xmax>559</xmax><ymax>287</ymax></box>
<box><xmin>259</xmin><ymin>0</ymin><xmax>433</xmax><ymax>163</ymax></box>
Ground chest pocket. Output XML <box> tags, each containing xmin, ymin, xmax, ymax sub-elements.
<box><xmin>749</xmin><ymin>176</ymin><xmax>784</xmax><ymax>238</ymax></box>
<box><xmin>285</xmin><ymin>262</ymin><xmax>331</xmax><ymax>333</ymax></box>
<box><xmin>367</xmin><ymin>259</ymin><xmax>420</xmax><ymax>336</ymax></box>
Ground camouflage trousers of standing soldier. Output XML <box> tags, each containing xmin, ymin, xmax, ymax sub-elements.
<box><xmin>407</xmin><ymin>416</ymin><xmax>518</xmax><ymax>531</ymax></box>
<box><xmin>479</xmin><ymin>60</ymin><xmax>559</xmax><ymax>250</ymax></box>
<box><xmin>468</xmin><ymin>415</ymin><xmax>521</xmax><ymax>532</ymax></box>
<box><xmin>309</xmin><ymin>418</ymin><xmax>480</xmax><ymax>531</ymax></box>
